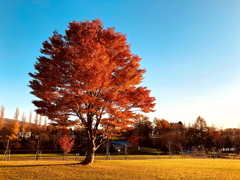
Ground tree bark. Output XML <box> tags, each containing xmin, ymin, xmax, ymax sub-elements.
<box><xmin>168</xmin><ymin>144</ymin><xmax>172</xmax><ymax>158</ymax></box>
<box><xmin>81</xmin><ymin>141</ymin><xmax>95</xmax><ymax>165</ymax></box>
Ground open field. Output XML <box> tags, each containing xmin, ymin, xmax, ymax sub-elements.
<box><xmin>1</xmin><ymin>152</ymin><xmax>239</xmax><ymax>161</ymax></box>
<box><xmin>1</xmin><ymin>159</ymin><xmax>240</xmax><ymax>180</ymax></box>
<box><xmin>0</xmin><ymin>153</ymin><xmax>175</xmax><ymax>161</ymax></box>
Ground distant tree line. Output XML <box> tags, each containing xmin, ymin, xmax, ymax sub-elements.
<box><xmin>123</xmin><ymin>115</ymin><xmax>240</xmax><ymax>156</ymax></box>
<box><xmin>0</xmin><ymin>106</ymin><xmax>87</xmax><ymax>155</ymax></box>
<box><xmin>1</xmin><ymin>105</ymin><xmax>240</xmax><ymax>156</ymax></box>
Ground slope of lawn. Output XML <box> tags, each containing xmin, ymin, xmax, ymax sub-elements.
<box><xmin>0</xmin><ymin>159</ymin><xmax>240</xmax><ymax>180</ymax></box>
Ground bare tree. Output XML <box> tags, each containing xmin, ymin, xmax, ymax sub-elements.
<box><xmin>199</xmin><ymin>145</ymin><xmax>207</xmax><ymax>158</ymax></box>
<box><xmin>193</xmin><ymin>116</ymin><xmax>208</xmax><ymax>139</ymax></box>
<box><xmin>0</xmin><ymin>105</ymin><xmax>5</xmax><ymax>131</ymax></box>
<box><xmin>39</xmin><ymin>115</ymin><xmax>42</xmax><ymax>126</ymax></box>
<box><xmin>14</xmin><ymin>107</ymin><xmax>20</xmax><ymax>122</ymax></box>
<box><xmin>44</xmin><ymin>117</ymin><xmax>48</xmax><ymax>131</ymax></box>
<box><xmin>34</xmin><ymin>113</ymin><xmax>38</xmax><ymax>129</ymax></box>
<box><xmin>21</xmin><ymin>112</ymin><xmax>27</xmax><ymax>136</ymax></box>
<box><xmin>163</xmin><ymin>131</ymin><xmax>177</xmax><ymax>158</ymax></box>
<box><xmin>28</xmin><ymin>110</ymin><xmax>33</xmax><ymax>130</ymax></box>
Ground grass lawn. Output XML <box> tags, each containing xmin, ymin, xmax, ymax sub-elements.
<box><xmin>0</xmin><ymin>159</ymin><xmax>240</xmax><ymax>180</ymax></box>
<box><xmin>0</xmin><ymin>153</ymin><xmax>182</xmax><ymax>160</ymax></box>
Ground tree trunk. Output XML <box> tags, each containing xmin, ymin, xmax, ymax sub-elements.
<box><xmin>81</xmin><ymin>142</ymin><xmax>95</xmax><ymax>165</ymax></box>
<box><xmin>168</xmin><ymin>144</ymin><xmax>172</xmax><ymax>158</ymax></box>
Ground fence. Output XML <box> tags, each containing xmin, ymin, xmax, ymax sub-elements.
<box><xmin>1</xmin><ymin>152</ymin><xmax>240</xmax><ymax>161</ymax></box>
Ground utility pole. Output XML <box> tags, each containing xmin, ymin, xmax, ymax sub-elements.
<box><xmin>35</xmin><ymin>138</ymin><xmax>42</xmax><ymax>160</ymax></box>
<box><xmin>2</xmin><ymin>139</ymin><xmax>10</xmax><ymax>161</ymax></box>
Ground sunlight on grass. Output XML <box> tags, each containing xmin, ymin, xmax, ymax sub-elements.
<box><xmin>0</xmin><ymin>159</ymin><xmax>240</xmax><ymax>180</ymax></box>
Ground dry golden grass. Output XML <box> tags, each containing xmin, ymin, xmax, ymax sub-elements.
<box><xmin>0</xmin><ymin>159</ymin><xmax>240</xmax><ymax>180</ymax></box>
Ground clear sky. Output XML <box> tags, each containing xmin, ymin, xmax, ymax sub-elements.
<box><xmin>1</xmin><ymin>0</ymin><xmax>240</xmax><ymax>129</ymax></box>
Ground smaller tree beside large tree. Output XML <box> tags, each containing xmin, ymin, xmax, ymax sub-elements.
<box><xmin>59</xmin><ymin>134</ymin><xmax>74</xmax><ymax>160</ymax></box>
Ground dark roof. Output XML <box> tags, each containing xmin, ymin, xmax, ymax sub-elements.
<box><xmin>112</xmin><ymin>141</ymin><xmax>131</xmax><ymax>145</ymax></box>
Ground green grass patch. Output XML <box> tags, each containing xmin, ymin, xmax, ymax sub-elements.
<box><xmin>1</xmin><ymin>159</ymin><xmax>240</xmax><ymax>179</ymax></box>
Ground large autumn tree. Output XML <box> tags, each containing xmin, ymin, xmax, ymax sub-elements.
<box><xmin>29</xmin><ymin>19</ymin><xmax>155</xmax><ymax>164</ymax></box>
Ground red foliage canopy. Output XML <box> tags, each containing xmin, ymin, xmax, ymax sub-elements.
<box><xmin>29</xmin><ymin>19</ymin><xmax>155</xmax><ymax>164</ymax></box>
<box><xmin>58</xmin><ymin>135</ymin><xmax>74</xmax><ymax>155</ymax></box>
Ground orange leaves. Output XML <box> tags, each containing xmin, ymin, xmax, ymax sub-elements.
<box><xmin>58</xmin><ymin>135</ymin><xmax>74</xmax><ymax>155</ymax></box>
<box><xmin>12</xmin><ymin>120</ymin><xmax>20</xmax><ymax>136</ymax></box>
<box><xmin>29</xmin><ymin>19</ymin><xmax>155</xmax><ymax>157</ymax></box>
<box><xmin>154</xmin><ymin>118</ymin><xmax>171</xmax><ymax>133</ymax></box>
<box><xmin>128</xmin><ymin>135</ymin><xmax>139</xmax><ymax>146</ymax></box>
<box><xmin>29</xmin><ymin>19</ymin><xmax>155</xmax><ymax>165</ymax></box>
<box><xmin>7</xmin><ymin>134</ymin><xmax>19</xmax><ymax>141</ymax></box>
<box><xmin>6</xmin><ymin>120</ymin><xmax>20</xmax><ymax>141</ymax></box>
<box><xmin>211</xmin><ymin>130</ymin><xmax>221</xmax><ymax>138</ymax></box>
<box><xmin>120</xmin><ymin>86</ymin><xmax>156</xmax><ymax>113</ymax></box>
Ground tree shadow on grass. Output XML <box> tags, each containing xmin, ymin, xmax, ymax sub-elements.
<box><xmin>0</xmin><ymin>162</ymin><xmax>82</xmax><ymax>168</ymax></box>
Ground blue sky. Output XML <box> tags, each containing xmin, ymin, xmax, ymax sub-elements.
<box><xmin>1</xmin><ymin>0</ymin><xmax>240</xmax><ymax>128</ymax></box>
